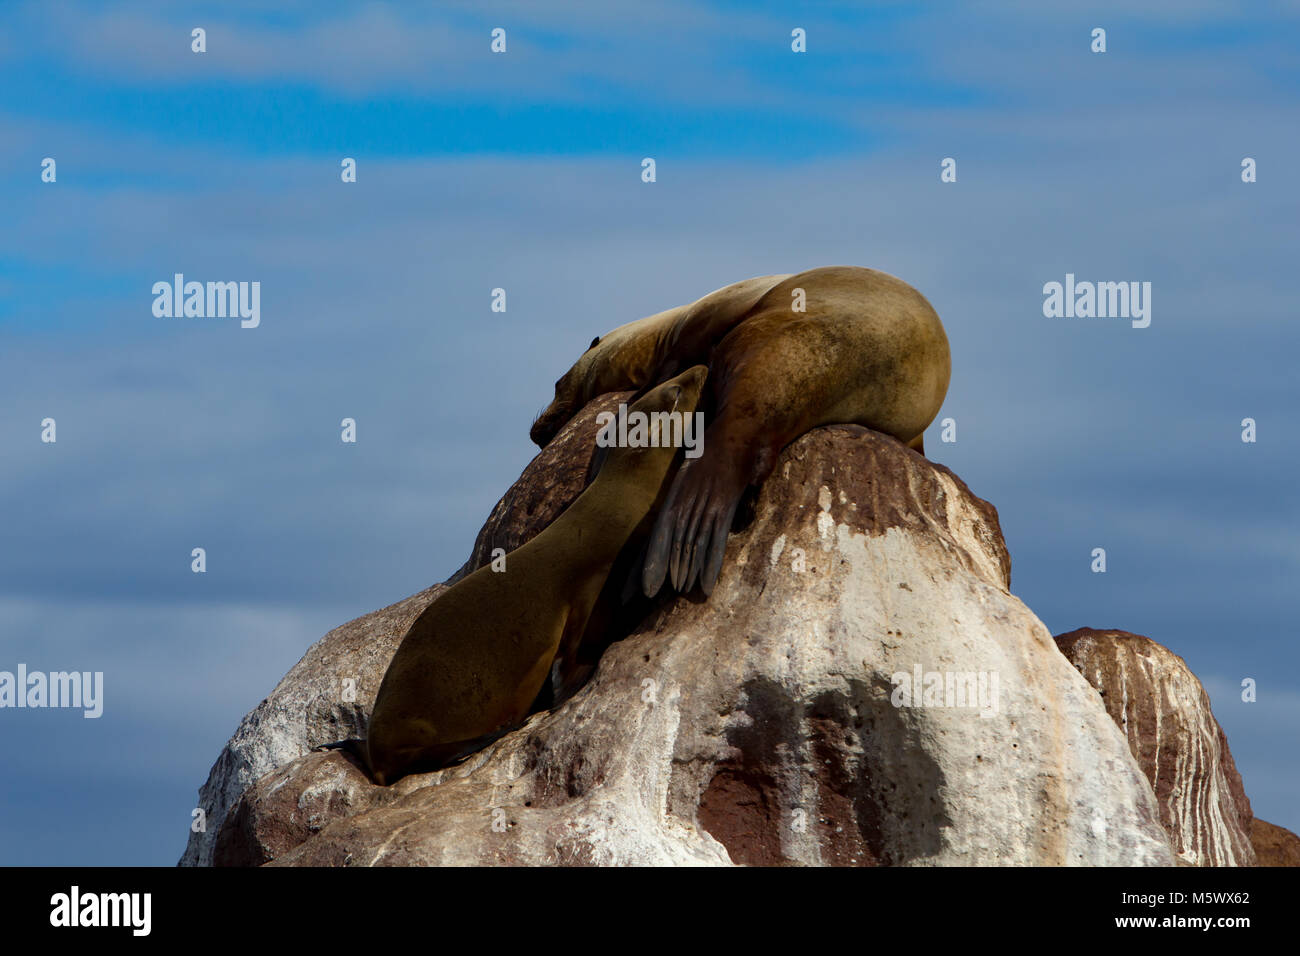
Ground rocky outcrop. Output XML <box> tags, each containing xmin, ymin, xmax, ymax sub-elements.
<box><xmin>1054</xmin><ymin>628</ymin><xmax>1255</xmax><ymax>866</ymax></box>
<box><xmin>1250</xmin><ymin>818</ymin><xmax>1300</xmax><ymax>866</ymax></box>
<box><xmin>194</xmin><ymin>397</ymin><xmax>1179</xmax><ymax>866</ymax></box>
<box><xmin>179</xmin><ymin>582</ymin><xmax>445</xmax><ymax>867</ymax></box>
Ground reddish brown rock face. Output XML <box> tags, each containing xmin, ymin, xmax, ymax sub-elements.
<box><xmin>1250</xmin><ymin>818</ymin><xmax>1300</xmax><ymax>867</ymax></box>
<box><xmin>1054</xmin><ymin>627</ymin><xmax>1255</xmax><ymax>866</ymax></box>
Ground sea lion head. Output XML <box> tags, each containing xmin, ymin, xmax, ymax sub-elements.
<box><xmin>530</xmin><ymin>317</ymin><xmax>664</xmax><ymax>447</ymax></box>
<box><xmin>591</xmin><ymin>364</ymin><xmax>708</xmax><ymax>484</ymax></box>
<box><xmin>622</xmin><ymin>363</ymin><xmax>706</xmax><ymax>437</ymax></box>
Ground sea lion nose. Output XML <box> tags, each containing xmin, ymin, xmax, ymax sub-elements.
<box><xmin>530</xmin><ymin>419</ymin><xmax>554</xmax><ymax>448</ymax></box>
<box><xmin>530</xmin><ymin>408</ymin><xmax>560</xmax><ymax>447</ymax></box>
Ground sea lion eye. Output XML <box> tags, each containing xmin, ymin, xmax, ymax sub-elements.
<box><xmin>589</xmin><ymin>336</ymin><xmax>601</xmax><ymax>350</ymax></box>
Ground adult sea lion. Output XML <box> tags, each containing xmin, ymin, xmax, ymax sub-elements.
<box><xmin>530</xmin><ymin>266</ymin><xmax>950</xmax><ymax>598</ymax></box>
<box><xmin>364</xmin><ymin>366</ymin><xmax>708</xmax><ymax>785</ymax></box>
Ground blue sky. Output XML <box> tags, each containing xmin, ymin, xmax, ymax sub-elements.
<box><xmin>1</xmin><ymin>1</ymin><xmax>1297</xmax><ymax>865</ymax></box>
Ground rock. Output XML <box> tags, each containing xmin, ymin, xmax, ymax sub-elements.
<box><xmin>1250</xmin><ymin>818</ymin><xmax>1300</xmax><ymax>867</ymax></box>
<box><xmin>1054</xmin><ymin>628</ymin><xmax>1255</xmax><ymax>866</ymax></box>
<box><xmin>213</xmin><ymin>749</ymin><xmax>377</xmax><ymax>867</ymax></box>
<box><xmin>179</xmin><ymin>582</ymin><xmax>446</xmax><ymax>867</ymax></box>
<box><xmin>199</xmin><ymin>408</ymin><xmax>1177</xmax><ymax>866</ymax></box>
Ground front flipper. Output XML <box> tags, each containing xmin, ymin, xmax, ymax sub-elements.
<box><xmin>642</xmin><ymin>452</ymin><xmax>746</xmax><ymax>597</ymax></box>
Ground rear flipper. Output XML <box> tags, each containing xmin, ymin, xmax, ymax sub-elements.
<box><xmin>642</xmin><ymin>452</ymin><xmax>747</xmax><ymax>597</ymax></box>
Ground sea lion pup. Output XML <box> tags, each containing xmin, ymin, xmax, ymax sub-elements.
<box><xmin>362</xmin><ymin>365</ymin><xmax>708</xmax><ymax>786</ymax></box>
<box><xmin>530</xmin><ymin>266</ymin><xmax>950</xmax><ymax>598</ymax></box>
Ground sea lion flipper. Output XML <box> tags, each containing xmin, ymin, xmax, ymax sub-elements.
<box><xmin>681</xmin><ymin>471</ymin><xmax>742</xmax><ymax>595</ymax></box>
<box><xmin>676</xmin><ymin>472</ymin><xmax>711</xmax><ymax>591</ymax></box>
<box><xmin>642</xmin><ymin>455</ymin><xmax>704</xmax><ymax>596</ymax></box>
<box><xmin>699</xmin><ymin>496</ymin><xmax>741</xmax><ymax>596</ymax></box>
<box><xmin>641</xmin><ymin>480</ymin><xmax>680</xmax><ymax>597</ymax></box>
<box><xmin>644</xmin><ymin>454</ymin><xmax>745</xmax><ymax>596</ymax></box>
